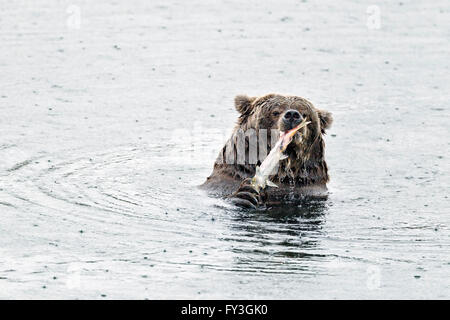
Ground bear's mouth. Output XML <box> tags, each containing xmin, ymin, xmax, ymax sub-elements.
<box><xmin>281</xmin><ymin>127</ymin><xmax>306</xmax><ymax>147</ymax></box>
<box><xmin>277</xmin><ymin>127</ymin><xmax>308</xmax><ymax>162</ymax></box>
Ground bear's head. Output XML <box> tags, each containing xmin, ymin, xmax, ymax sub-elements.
<box><xmin>213</xmin><ymin>93</ymin><xmax>333</xmax><ymax>188</ymax></box>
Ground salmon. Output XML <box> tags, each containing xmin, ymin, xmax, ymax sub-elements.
<box><xmin>250</xmin><ymin>119</ymin><xmax>311</xmax><ymax>192</ymax></box>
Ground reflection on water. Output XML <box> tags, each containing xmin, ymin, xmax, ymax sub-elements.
<box><xmin>256</xmin><ymin>197</ymin><xmax>329</xmax><ymax>220</ymax></box>
<box><xmin>222</xmin><ymin>198</ymin><xmax>329</xmax><ymax>274</ymax></box>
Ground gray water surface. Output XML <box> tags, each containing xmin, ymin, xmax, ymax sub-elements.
<box><xmin>1</xmin><ymin>0</ymin><xmax>449</xmax><ymax>299</ymax></box>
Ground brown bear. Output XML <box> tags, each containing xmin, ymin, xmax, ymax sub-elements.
<box><xmin>201</xmin><ymin>93</ymin><xmax>333</xmax><ymax>208</ymax></box>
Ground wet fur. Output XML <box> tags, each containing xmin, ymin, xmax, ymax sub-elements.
<box><xmin>201</xmin><ymin>94</ymin><xmax>333</xmax><ymax>201</ymax></box>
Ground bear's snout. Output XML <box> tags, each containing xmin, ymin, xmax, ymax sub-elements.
<box><xmin>281</xmin><ymin>109</ymin><xmax>302</xmax><ymax>131</ymax></box>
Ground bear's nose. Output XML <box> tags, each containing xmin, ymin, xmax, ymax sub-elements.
<box><xmin>283</xmin><ymin>109</ymin><xmax>301</xmax><ymax>122</ymax></box>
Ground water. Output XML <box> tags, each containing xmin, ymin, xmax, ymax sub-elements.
<box><xmin>1</xmin><ymin>0</ymin><xmax>449</xmax><ymax>299</ymax></box>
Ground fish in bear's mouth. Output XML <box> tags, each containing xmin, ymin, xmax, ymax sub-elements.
<box><xmin>278</xmin><ymin>129</ymin><xmax>309</xmax><ymax>155</ymax></box>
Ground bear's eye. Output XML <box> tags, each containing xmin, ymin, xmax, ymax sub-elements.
<box><xmin>272</xmin><ymin>111</ymin><xmax>281</xmax><ymax>117</ymax></box>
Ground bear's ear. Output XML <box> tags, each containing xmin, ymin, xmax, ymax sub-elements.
<box><xmin>235</xmin><ymin>95</ymin><xmax>256</xmax><ymax>115</ymax></box>
<box><xmin>317</xmin><ymin>109</ymin><xmax>333</xmax><ymax>132</ymax></box>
